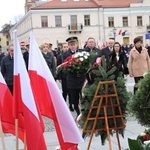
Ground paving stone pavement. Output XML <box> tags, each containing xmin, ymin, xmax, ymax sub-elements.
<box><xmin>1</xmin><ymin>76</ymin><xmax>146</xmax><ymax>150</ymax></box>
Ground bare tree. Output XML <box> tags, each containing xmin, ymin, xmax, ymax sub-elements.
<box><xmin>12</xmin><ymin>15</ymin><xmax>24</xmax><ymax>24</ymax></box>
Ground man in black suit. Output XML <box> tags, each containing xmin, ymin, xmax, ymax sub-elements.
<box><xmin>57</xmin><ymin>42</ymin><xmax>72</xmax><ymax>110</ymax></box>
<box><xmin>1</xmin><ymin>44</ymin><xmax>14</xmax><ymax>94</ymax></box>
<box><xmin>101</xmin><ymin>39</ymin><xmax>114</xmax><ymax>63</ymax></box>
<box><xmin>64</xmin><ymin>36</ymin><xmax>85</xmax><ymax>118</ymax></box>
<box><xmin>23</xmin><ymin>44</ymin><xmax>29</xmax><ymax>70</ymax></box>
<box><xmin>84</xmin><ymin>37</ymin><xmax>102</xmax><ymax>64</ymax></box>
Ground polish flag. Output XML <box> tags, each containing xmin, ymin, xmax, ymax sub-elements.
<box><xmin>118</xmin><ymin>29</ymin><xmax>122</xmax><ymax>35</ymax></box>
<box><xmin>13</xmin><ymin>30</ymin><xmax>47</xmax><ymax>150</ymax></box>
<box><xmin>0</xmin><ymin>72</ymin><xmax>24</xmax><ymax>141</ymax></box>
<box><xmin>28</xmin><ymin>32</ymin><xmax>84</xmax><ymax>150</ymax></box>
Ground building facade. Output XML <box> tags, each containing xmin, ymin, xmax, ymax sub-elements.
<box><xmin>10</xmin><ymin>0</ymin><xmax>150</xmax><ymax>48</ymax></box>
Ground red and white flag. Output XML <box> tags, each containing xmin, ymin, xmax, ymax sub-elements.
<box><xmin>0</xmin><ymin>72</ymin><xmax>24</xmax><ymax>140</ymax></box>
<box><xmin>28</xmin><ymin>32</ymin><xmax>84</xmax><ymax>150</ymax></box>
<box><xmin>118</xmin><ymin>29</ymin><xmax>122</xmax><ymax>35</ymax></box>
<box><xmin>13</xmin><ymin>30</ymin><xmax>47</xmax><ymax>150</ymax></box>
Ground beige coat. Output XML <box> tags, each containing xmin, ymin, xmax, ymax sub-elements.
<box><xmin>128</xmin><ymin>47</ymin><xmax>150</xmax><ymax>77</ymax></box>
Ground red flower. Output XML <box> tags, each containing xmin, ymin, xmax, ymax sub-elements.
<box><xmin>56</xmin><ymin>52</ymin><xmax>90</xmax><ymax>73</ymax></box>
<box><xmin>142</xmin><ymin>134</ymin><xmax>149</xmax><ymax>141</ymax></box>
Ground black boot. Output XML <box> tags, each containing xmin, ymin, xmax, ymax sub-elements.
<box><xmin>134</xmin><ymin>83</ymin><xmax>138</xmax><ymax>94</ymax></box>
<box><xmin>69</xmin><ymin>104</ymin><xmax>74</xmax><ymax>111</ymax></box>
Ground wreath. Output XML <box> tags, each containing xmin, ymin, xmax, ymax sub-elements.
<box><xmin>128</xmin><ymin>71</ymin><xmax>150</xmax><ymax>126</ymax></box>
<box><xmin>79</xmin><ymin>56</ymin><xmax>130</xmax><ymax>145</ymax></box>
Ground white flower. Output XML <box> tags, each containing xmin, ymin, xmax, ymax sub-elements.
<box><xmin>74</xmin><ymin>53</ymin><xmax>80</xmax><ymax>58</ymax></box>
<box><xmin>79</xmin><ymin>58</ymin><xmax>84</xmax><ymax>62</ymax></box>
<box><xmin>84</xmin><ymin>56</ymin><xmax>88</xmax><ymax>59</ymax></box>
<box><xmin>143</xmin><ymin>140</ymin><xmax>150</xmax><ymax>145</ymax></box>
<box><xmin>140</xmin><ymin>132</ymin><xmax>146</xmax><ymax>136</ymax></box>
<box><xmin>86</xmin><ymin>52</ymin><xmax>90</xmax><ymax>56</ymax></box>
<box><xmin>82</xmin><ymin>51</ymin><xmax>86</xmax><ymax>54</ymax></box>
<box><xmin>79</xmin><ymin>53</ymin><xmax>83</xmax><ymax>56</ymax></box>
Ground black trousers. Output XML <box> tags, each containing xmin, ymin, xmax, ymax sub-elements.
<box><xmin>68</xmin><ymin>88</ymin><xmax>81</xmax><ymax>116</ymax></box>
<box><xmin>61</xmin><ymin>78</ymin><xmax>71</xmax><ymax>105</ymax></box>
<box><xmin>134</xmin><ymin>76</ymin><xmax>143</xmax><ymax>94</ymax></box>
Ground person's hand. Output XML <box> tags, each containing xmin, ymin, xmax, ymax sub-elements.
<box><xmin>59</xmin><ymin>80</ymin><xmax>62</xmax><ymax>83</ymax></box>
<box><xmin>129</xmin><ymin>74</ymin><xmax>133</xmax><ymax>77</ymax></box>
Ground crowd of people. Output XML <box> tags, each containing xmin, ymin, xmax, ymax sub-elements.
<box><xmin>0</xmin><ymin>36</ymin><xmax>150</xmax><ymax>119</ymax></box>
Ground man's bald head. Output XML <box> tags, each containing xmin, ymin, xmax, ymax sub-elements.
<box><xmin>107</xmin><ymin>39</ymin><xmax>114</xmax><ymax>48</ymax></box>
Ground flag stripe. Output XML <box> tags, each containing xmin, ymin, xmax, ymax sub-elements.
<box><xmin>13</xmin><ymin>34</ymin><xmax>39</xmax><ymax>120</ymax></box>
<box><xmin>13</xmin><ymin>30</ymin><xmax>46</xmax><ymax>150</ymax></box>
<box><xmin>28</xmin><ymin>32</ymin><xmax>83</xmax><ymax>149</ymax></box>
<box><xmin>0</xmin><ymin>72</ymin><xmax>24</xmax><ymax>141</ymax></box>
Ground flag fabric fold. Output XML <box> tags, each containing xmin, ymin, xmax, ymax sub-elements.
<box><xmin>13</xmin><ymin>30</ymin><xmax>47</xmax><ymax>150</ymax></box>
<box><xmin>118</xmin><ymin>29</ymin><xmax>122</xmax><ymax>35</ymax></box>
<box><xmin>28</xmin><ymin>32</ymin><xmax>84</xmax><ymax>150</ymax></box>
<box><xmin>0</xmin><ymin>72</ymin><xmax>24</xmax><ymax>141</ymax></box>
<box><xmin>122</xmin><ymin>30</ymin><xmax>127</xmax><ymax>36</ymax></box>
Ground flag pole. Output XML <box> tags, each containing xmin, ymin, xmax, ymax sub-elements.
<box><xmin>15</xmin><ymin>119</ymin><xmax>19</xmax><ymax>150</ymax></box>
<box><xmin>0</xmin><ymin>118</ymin><xmax>6</xmax><ymax>150</ymax></box>
<box><xmin>24</xmin><ymin>132</ymin><xmax>26</xmax><ymax>150</ymax></box>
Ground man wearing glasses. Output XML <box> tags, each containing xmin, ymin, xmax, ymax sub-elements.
<box><xmin>1</xmin><ymin>44</ymin><xmax>14</xmax><ymax>94</ymax></box>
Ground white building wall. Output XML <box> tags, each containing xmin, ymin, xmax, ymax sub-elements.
<box><xmin>10</xmin><ymin>0</ymin><xmax>150</xmax><ymax>48</ymax></box>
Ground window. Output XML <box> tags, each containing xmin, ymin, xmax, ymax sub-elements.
<box><xmin>108</xmin><ymin>17</ymin><xmax>114</xmax><ymax>27</ymax></box>
<box><xmin>137</xmin><ymin>16</ymin><xmax>142</xmax><ymax>26</ymax></box>
<box><xmin>84</xmin><ymin>15</ymin><xmax>90</xmax><ymax>26</ymax></box>
<box><xmin>122</xmin><ymin>17</ymin><xmax>128</xmax><ymax>27</ymax></box>
<box><xmin>71</xmin><ymin>15</ymin><xmax>77</xmax><ymax>30</ymax></box>
<box><xmin>6</xmin><ymin>41</ymin><xmax>9</xmax><ymax>46</ymax></box>
<box><xmin>55</xmin><ymin>16</ymin><xmax>62</xmax><ymax>27</ymax></box>
<box><xmin>6</xmin><ymin>35</ymin><xmax>9</xmax><ymax>39</ymax></box>
<box><xmin>41</xmin><ymin>16</ymin><xmax>48</xmax><ymax>27</ymax></box>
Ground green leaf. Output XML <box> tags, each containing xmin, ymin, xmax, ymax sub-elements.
<box><xmin>128</xmin><ymin>138</ymin><xmax>141</xmax><ymax>150</ymax></box>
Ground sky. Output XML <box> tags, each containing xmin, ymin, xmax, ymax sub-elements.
<box><xmin>0</xmin><ymin>0</ymin><xmax>47</xmax><ymax>30</ymax></box>
<box><xmin>0</xmin><ymin>0</ymin><xmax>25</xmax><ymax>30</ymax></box>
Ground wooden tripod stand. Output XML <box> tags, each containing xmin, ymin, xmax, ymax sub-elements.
<box><xmin>82</xmin><ymin>80</ymin><xmax>126</xmax><ymax>150</ymax></box>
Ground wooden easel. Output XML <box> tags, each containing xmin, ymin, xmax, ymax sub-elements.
<box><xmin>82</xmin><ymin>80</ymin><xmax>126</xmax><ymax>150</ymax></box>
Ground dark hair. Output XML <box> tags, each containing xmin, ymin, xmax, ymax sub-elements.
<box><xmin>113</xmin><ymin>42</ymin><xmax>121</xmax><ymax>53</ymax></box>
<box><xmin>133</xmin><ymin>37</ymin><xmax>142</xmax><ymax>44</ymax></box>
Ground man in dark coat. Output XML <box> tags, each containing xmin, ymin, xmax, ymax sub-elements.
<box><xmin>64</xmin><ymin>36</ymin><xmax>85</xmax><ymax>118</ymax></box>
<box><xmin>101</xmin><ymin>39</ymin><xmax>114</xmax><ymax>63</ymax></box>
<box><xmin>57</xmin><ymin>42</ymin><xmax>72</xmax><ymax>111</ymax></box>
<box><xmin>23</xmin><ymin>44</ymin><xmax>29</xmax><ymax>70</ymax></box>
<box><xmin>1</xmin><ymin>44</ymin><xmax>14</xmax><ymax>94</ymax></box>
<box><xmin>84</xmin><ymin>37</ymin><xmax>102</xmax><ymax>64</ymax></box>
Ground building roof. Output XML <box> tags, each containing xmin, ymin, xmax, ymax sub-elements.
<box><xmin>31</xmin><ymin>0</ymin><xmax>141</xmax><ymax>10</ymax></box>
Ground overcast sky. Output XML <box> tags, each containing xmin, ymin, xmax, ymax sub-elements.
<box><xmin>0</xmin><ymin>0</ymin><xmax>25</xmax><ymax>29</ymax></box>
<box><xmin>0</xmin><ymin>0</ymin><xmax>47</xmax><ymax>30</ymax></box>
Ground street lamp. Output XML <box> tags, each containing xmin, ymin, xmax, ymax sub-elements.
<box><xmin>113</xmin><ymin>27</ymin><xmax>117</xmax><ymax>41</ymax></box>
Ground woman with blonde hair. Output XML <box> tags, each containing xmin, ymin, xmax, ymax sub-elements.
<box><xmin>40</xmin><ymin>42</ymin><xmax>56</xmax><ymax>78</ymax></box>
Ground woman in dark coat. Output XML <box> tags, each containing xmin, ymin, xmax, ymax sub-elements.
<box><xmin>108</xmin><ymin>42</ymin><xmax>129</xmax><ymax>80</ymax></box>
<box><xmin>40</xmin><ymin>42</ymin><xmax>56</xmax><ymax>79</ymax></box>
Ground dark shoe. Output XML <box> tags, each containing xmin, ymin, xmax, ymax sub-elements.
<box><xmin>69</xmin><ymin>105</ymin><xmax>74</xmax><ymax>111</ymax></box>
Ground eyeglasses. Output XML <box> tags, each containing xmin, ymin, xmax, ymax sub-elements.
<box><xmin>114</xmin><ymin>46</ymin><xmax>120</xmax><ymax>47</ymax></box>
